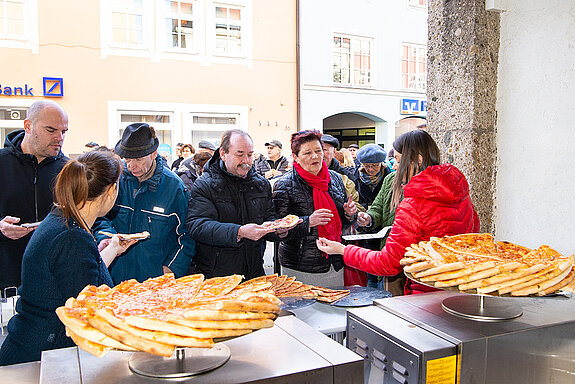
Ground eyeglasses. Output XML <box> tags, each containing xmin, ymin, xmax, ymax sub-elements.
<box><xmin>362</xmin><ymin>163</ymin><xmax>382</xmax><ymax>170</ymax></box>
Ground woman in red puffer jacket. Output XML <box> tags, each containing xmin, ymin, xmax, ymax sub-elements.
<box><xmin>317</xmin><ymin>130</ymin><xmax>480</xmax><ymax>295</ymax></box>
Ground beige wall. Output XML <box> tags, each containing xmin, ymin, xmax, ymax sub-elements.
<box><xmin>0</xmin><ymin>0</ymin><xmax>296</xmax><ymax>156</ymax></box>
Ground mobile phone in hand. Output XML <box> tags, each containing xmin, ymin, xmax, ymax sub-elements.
<box><xmin>21</xmin><ymin>222</ymin><xmax>41</xmax><ymax>228</ymax></box>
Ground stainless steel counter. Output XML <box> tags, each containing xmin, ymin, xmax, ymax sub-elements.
<box><xmin>0</xmin><ymin>315</ymin><xmax>363</xmax><ymax>384</ymax></box>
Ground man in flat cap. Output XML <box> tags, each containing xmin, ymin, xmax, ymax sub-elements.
<box><xmin>321</xmin><ymin>134</ymin><xmax>357</xmax><ymax>182</ymax></box>
<box><xmin>197</xmin><ymin>140</ymin><xmax>217</xmax><ymax>155</ymax></box>
<box><xmin>94</xmin><ymin>123</ymin><xmax>194</xmax><ymax>284</ymax></box>
<box><xmin>255</xmin><ymin>139</ymin><xmax>289</xmax><ymax>180</ymax></box>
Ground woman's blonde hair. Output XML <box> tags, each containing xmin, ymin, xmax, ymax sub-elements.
<box><xmin>54</xmin><ymin>151</ymin><xmax>122</xmax><ymax>232</ymax></box>
<box><xmin>339</xmin><ymin>148</ymin><xmax>355</xmax><ymax>168</ymax></box>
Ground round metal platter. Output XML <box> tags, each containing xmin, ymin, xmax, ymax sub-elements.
<box><xmin>405</xmin><ymin>271</ymin><xmax>523</xmax><ymax>322</ymax></box>
<box><xmin>128</xmin><ymin>344</ymin><xmax>231</xmax><ymax>378</ymax></box>
<box><xmin>279</xmin><ymin>296</ymin><xmax>317</xmax><ymax>311</ymax></box>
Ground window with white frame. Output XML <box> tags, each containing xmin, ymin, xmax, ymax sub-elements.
<box><xmin>163</xmin><ymin>0</ymin><xmax>196</xmax><ymax>51</ymax></box>
<box><xmin>408</xmin><ymin>0</ymin><xmax>427</xmax><ymax>8</ymax></box>
<box><xmin>214</xmin><ymin>4</ymin><xmax>243</xmax><ymax>56</ymax></box>
<box><xmin>110</xmin><ymin>0</ymin><xmax>146</xmax><ymax>47</ymax></box>
<box><xmin>0</xmin><ymin>0</ymin><xmax>38</xmax><ymax>51</ymax></box>
<box><xmin>333</xmin><ymin>34</ymin><xmax>372</xmax><ymax>87</ymax></box>
<box><xmin>401</xmin><ymin>43</ymin><xmax>426</xmax><ymax>91</ymax></box>
<box><xmin>187</xmin><ymin>113</ymin><xmax>238</xmax><ymax>147</ymax></box>
<box><xmin>117</xmin><ymin>112</ymin><xmax>174</xmax><ymax>150</ymax></box>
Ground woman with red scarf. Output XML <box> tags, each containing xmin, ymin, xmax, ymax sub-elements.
<box><xmin>272</xmin><ymin>131</ymin><xmax>357</xmax><ymax>287</ymax></box>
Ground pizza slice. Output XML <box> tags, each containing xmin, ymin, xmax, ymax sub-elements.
<box><xmin>262</xmin><ymin>214</ymin><xmax>300</xmax><ymax>230</ymax></box>
<box><xmin>98</xmin><ymin>230</ymin><xmax>150</xmax><ymax>241</ymax></box>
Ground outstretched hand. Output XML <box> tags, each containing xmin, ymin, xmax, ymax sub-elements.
<box><xmin>238</xmin><ymin>223</ymin><xmax>276</xmax><ymax>242</ymax></box>
<box><xmin>0</xmin><ymin>216</ymin><xmax>35</xmax><ymax>240</ymax></box>
<box><xmin>343</xmin><ymin>195</ymin><xmax>357</xmax><ymax>218</ymax></box>
<box><xmin>275</xmin><ymin>218</ymin><xmax>303</xmax><ymax>238</ymax></box>
<box><xmin>316</xmin><ymin>237</ymin><xmax>346</xmax><ymax>255</ymax></box>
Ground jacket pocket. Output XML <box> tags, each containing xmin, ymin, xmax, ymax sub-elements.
<box><xmin>141</xmin><ymin>210</ymin><xmax>174</xmax><ymax>240</ymax></box>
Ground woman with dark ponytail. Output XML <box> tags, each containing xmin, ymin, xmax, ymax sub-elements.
<box><xmin>0</xmin><ymin>151</ymin><xmax>135</xmax><ymax>366</ymax></box>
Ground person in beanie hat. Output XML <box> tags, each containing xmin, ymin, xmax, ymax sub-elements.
<box><xmin>94</xmin><ymin>123</ymin><xmax>194</xmax><ymax>284</ymax></box>
<box><xmin>354</xmin><ymin>144</ymin><xmax>389</xmax><ymax>209</ymax></box>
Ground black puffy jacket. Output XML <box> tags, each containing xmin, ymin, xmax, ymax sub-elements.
<box><xmin>186</xmin><ymin>151</ymin><xmax>278</xmax><ymax>279</ymax></box>
<box><xmin>0</xmin><ymin>130</ymin><xmax>68</xmax><ymax>292</ymax></box>
<box><xmin>272</xmin><ymin>168</ymin><xmax>353</xmax><ymax>273</ymax></box>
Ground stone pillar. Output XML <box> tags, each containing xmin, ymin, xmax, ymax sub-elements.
<box><xmin>427</xmin><ymin>0</ymin><xmax>500</xmax><ymax>232</ymax></box>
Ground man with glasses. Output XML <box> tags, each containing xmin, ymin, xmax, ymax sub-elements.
<box><xmin>94</xmin><ymin>123</ymin><xmax>194</xmax><ymax>284</ymax></box>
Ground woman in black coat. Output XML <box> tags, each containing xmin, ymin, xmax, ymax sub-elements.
<box><xmin>273</xmin><ymin>130</ymin><xmax>357</xmax><ymax>287</ymax></box>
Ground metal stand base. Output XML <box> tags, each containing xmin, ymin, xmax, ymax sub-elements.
<box><xmin>442</xmin><ymin>295</ymin><xmax>523</xmax><ymax>322</ymax></box>
<box><xmin>128</xmin><ymin>344</ymin><xmax>231</xmax><ymax>378</ymax></box>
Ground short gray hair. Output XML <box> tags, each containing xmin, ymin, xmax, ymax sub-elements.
<box><xmin>220</xmin><ymin>129</ymin><xmax>252</xmax><ymax>153</ymax></box>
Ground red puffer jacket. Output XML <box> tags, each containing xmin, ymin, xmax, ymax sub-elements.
<box><xmin>343</xmin><ymin>163</ymin><xmax>480</xmax><ymax>295</ymax></box>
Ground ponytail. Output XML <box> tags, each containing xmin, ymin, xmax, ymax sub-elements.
<box><xmin>54</xmin><ymin>151</ymin><xmax>122</xmax><ymax>232</ymax></box>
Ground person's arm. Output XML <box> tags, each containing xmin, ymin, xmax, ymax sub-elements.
<box><xmin>0</xmin><ymin>216</ymin><xmax>35</xmax><ymax>241</ymax></box>
<box><xmin>163</xmin><ymin>187</ymin><xmax>195</xmax><ymax>277</ymax></box>
<box><xmin>343</xmin><ymin>200</ymin><xmax>423</xmax><ymax>276</ymax></box>
<box><xmin>186</xmin><ymin>179</ymin><xmax>243</xmax><ymax>248</ymax></box>
<box><xmin>52</xmin><ymin>229</ymin><xmax>109</xmax><ymax>299</ymax></box>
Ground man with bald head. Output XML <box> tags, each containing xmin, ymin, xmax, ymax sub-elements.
<box><xmin>0</xmin><ymin>100</ymin><xmax>69</xmax><ymax>294</ymax></box>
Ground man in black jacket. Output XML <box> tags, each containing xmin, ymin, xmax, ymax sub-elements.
<box><xmin>186</xmin><ymin>129</ymin><xmax>290</xmax><ymax>279</ymax></box>
<box><xmin>0</xmin><ymin>101</ymin><xmax>69</xmax><ymax>294</ymax></box>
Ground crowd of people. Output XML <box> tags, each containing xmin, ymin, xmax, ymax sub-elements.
<box><xmin>0</xmin><ymin>100</ymin><xmax>478</xmax><ymax>365</ymax></box>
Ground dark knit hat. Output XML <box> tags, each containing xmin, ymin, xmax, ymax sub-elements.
<box><xmin>321</xmin><ymin>134</ymin><xmax>339</xmax><ymax>149</ymax></box>
<box><xmin>114</xmin><ymin>123</ymin><xmax>159</xmax><ymax>159</ymax></box>
<box><xmin>356</xmin><ymin>144</ymin><xmax>387</xmax><ymax>164</ymax></box>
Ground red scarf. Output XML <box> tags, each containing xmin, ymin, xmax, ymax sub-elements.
<box><xmin>294</xmin><ymin>161</ymin><xmax>342</xmax><ymax>243</ymax></box>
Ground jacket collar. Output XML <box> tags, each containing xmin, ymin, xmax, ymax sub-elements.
<box><xmin>124</xmin><ymin>155</ymin><xmax>164</xmax><ymax>192</ymax></box>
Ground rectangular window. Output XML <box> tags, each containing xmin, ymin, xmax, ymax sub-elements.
<box><xmin>401</xmin><ymin>43</ymin><xmax>427</xmax><ymax>91</ymax></box>
<box><xmin>164</xmin><ymin>0</ymin><xmax>195</xmax><ymax>51</ymax></box>
<box><xmin>189</xmin><ymin>113</ymin><xmax>238</xmax><ymax>147</ymax></box>
<box><xmin>214</xmin><ymin>5</ymin><xmax>242</xmax><ymax>56</ymax></box>
<box><xmin>333</xmin><ymin>34</ymin><xmax>372</xmax><ymax>87</ymax></box>
<box><xmin>0</xmin><ymin>0</ymin><xmax>24</xmax><ymax>37</ymax></box>
<box><xmin>118</xmin><ymin>112</ymin><xmax>173</xmax><ymax>148</ymax></box>
<box><xmin>111</xmin><ymin>0</ymin><xmax>145</xmax><ymax>46</ymax></box>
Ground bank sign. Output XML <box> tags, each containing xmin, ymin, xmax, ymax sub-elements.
<box><xmin>0</xmin><ymin>77</ymin><xmax>64</xmax><ymax>98</ymax></box>
<box><xmin>400</xmin><ymin>98</ymin><xmax>427</xmax><ymax>115</ymax></box>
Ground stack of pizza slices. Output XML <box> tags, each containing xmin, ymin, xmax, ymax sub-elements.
<box><xmin>401</xmin><ymin>233</ymin><xmax>575</xmax><ymax>296</ymax></box>
<box><xmin>56</xmin><ymin>274</ymin><xmax>281</xmax><ymax>358</ymax></box>
<box><xmin>265</xmin><ymin>274</ymin><xmax>350</xmax><ymax>303</ymax></box>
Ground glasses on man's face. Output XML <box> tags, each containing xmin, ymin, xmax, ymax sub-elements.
<box><xmin>362</xmin><ymin>163</ymin><xmax>381</xmax><ymax>170</ymax></box>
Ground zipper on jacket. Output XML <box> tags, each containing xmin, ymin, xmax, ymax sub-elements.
<box><xmin>33</xmin><ymin>165</ymin><xmax>39</xmax><ymax>221</ymax></box>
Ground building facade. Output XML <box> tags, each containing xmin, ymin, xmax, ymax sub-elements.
<box><xmin>0</xmin><ymin>0</ymin><xmax>297</xmax><ymax>160</ymax></box>
<box><xmin>298</xmin><ymin>0</ymin><xmax>428</xmax><ymax>149</ymax></box>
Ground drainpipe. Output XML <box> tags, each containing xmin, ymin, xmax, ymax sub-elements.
<box><xmin>296</xmin><ymin>0</ymin><xmax>301</xmax><ymax>132</ymax></box>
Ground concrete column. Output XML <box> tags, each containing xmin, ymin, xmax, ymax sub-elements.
<box><xmin>427</xmin><ymin>0</ymin><xmax>500</xmax><ymax>232</ymax></box>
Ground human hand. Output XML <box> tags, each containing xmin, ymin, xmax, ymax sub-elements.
<box><xmin>0</xmin><ymin>216</ymin><xmax>34</xmax><ymax>240</ymax></box>
<box><xmin>238</xmin><ymin>224</ymin><xmax>276</xmax><ymax>242</ymax></box>
<box><xmin>105</xmin><ymin>235</ymin><xmax>138</xmax><ymax>256</ymax></box>
<box><xmin>343</xmin><ymin>195</ymin><xmax>357</xmax><ymax>218</ymax></box>
<box><xmin>316</xmin><ymin>237</ymin><xmax>345</xmax><ymax>255</ymax></box>
<box><xmin>264</xmin><ymin>170</ymin><xmax>274</xmax><ymax>179</ymax></box>
<box><xmin>275</xmin><ymin>218</ymin><xmax>303</xmax><ymax>238</ymax></box>
<box><xmin>309</xmin><ymin>208</ymin><xmax>333</xmax><ymax>228</ymax></box>
<box><xmin>357</xmin><ymin>212</ymin><xmax>372</xmax><ymax>227</ymax></box>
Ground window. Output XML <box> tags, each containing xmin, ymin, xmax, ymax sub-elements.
<box><xmin>111</xmin><ymin>0</ymin><xmax>145</xmax><ymax>47</ymax></box>
<box><xmin>0</xmin><ymin>0</ymin><xmax>38</xmax><ymax>52</ymax></box>
<box><xmin>118</xmin><ymin>112</ymin><xmax>173</xmax><ymax>148</ymax></box>
<box><xmin>214</xmin><ymin>5</ymin><xmax>242</xmax><ymax>56</ymax></box>
<box><xmin>333</xmin><ymin>34</ymin><xmax>372</xmax><ymax>87</ymax></box>
<box><xmin>188</xmin><ymin>113</ymin><xmax>238</xmax><ymax>147</ymax></box>
<box><xmin>164</xmin><ymin>0</ymin><xmax>196</xmax><ymax>51</ymax></box>
<box><xmin>401</xmin><ymin>43</ymin><xmax>426</xmax><ymax>91</ymax></box>
<box><xmin>409</xmin><ymin>0</ymin><xmax>427</xmax><ymax>8</ymax></box>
